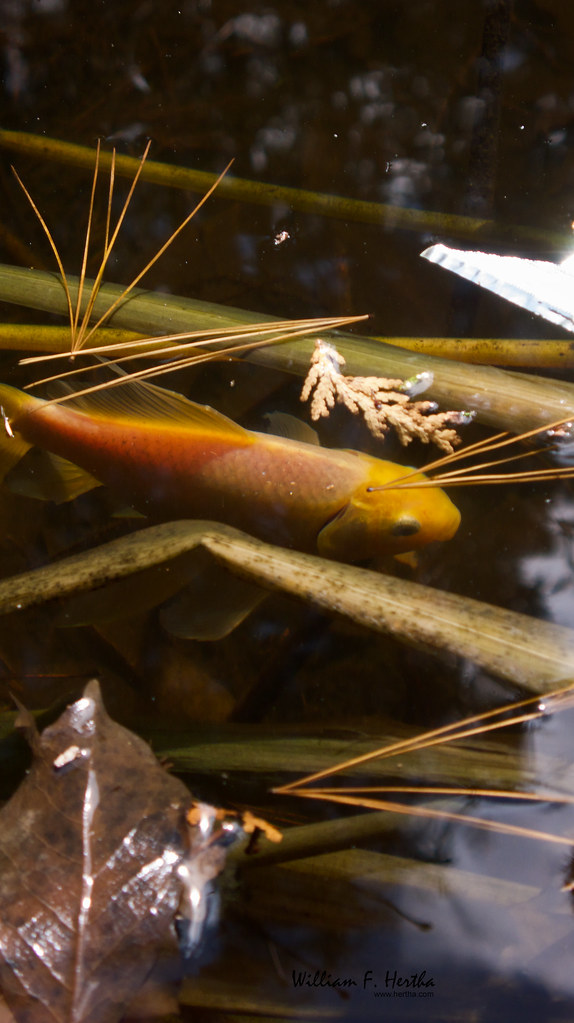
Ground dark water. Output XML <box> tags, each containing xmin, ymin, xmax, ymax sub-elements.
<box><xmin>2</xmin><ymin>1</ymin><xmax>574</xmax><ymax>1020</ymax></box>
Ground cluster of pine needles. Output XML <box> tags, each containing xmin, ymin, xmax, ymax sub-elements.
<box><xmin>276</xmin><ymin>681</ymin><xmax>574</xmax><ymax>866</ymax></box>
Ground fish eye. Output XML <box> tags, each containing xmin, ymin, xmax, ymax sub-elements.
<box><xmin>391</xmin><ymin>518</ymin><xmax>421</xmax><ymax>537</ymax></box>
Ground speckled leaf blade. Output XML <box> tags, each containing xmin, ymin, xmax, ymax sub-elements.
<box><xmin>0</xmin><ymin>680</ymin><xmax>190</xmax><ymax>1023</ymax></box>
<box><xmin>2</xmin><ymin>265</ymin><xmax>574</xmax><ymax>435</ymax></box>
<box><xmin>0</xmin><ymin>521</ymin><xmax>573</xmax><ymax>692</ymax></box>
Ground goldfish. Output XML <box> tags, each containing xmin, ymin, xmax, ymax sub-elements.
<box><xmin>0</xmin><ymin>377</ymin><xmax>460</xmax><ymax>562</ymax></box>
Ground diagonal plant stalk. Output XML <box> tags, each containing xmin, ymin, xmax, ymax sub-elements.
<box><xmin>1</xmin><ymin>129</ymin><xmax>567</xmax><ymax>246</ymax></box>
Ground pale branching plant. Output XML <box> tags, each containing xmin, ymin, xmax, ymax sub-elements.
<box><xmin>301</xmin><ymin>340</ymin><xmax>473</xmax><ymax>452</ymax></box>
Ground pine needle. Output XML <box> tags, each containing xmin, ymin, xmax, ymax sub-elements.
<box><xmin>368</xmin><ymin>415</ymin><xmax>574</xmax><ymax>491</ymax></box>
<box><xmin>24</xmin><ymin>315</ymin><xmax>368</xmax><ymax>405</ymax></box>
<box><xmin>13</xmin><ymin>139</ymin><xmax>233</xmax><ymax>358</ymax></box>
<box><xmin>13</xmin><ymin>142</ymin><xmax>368</xmax><ymax>408</ymax></box>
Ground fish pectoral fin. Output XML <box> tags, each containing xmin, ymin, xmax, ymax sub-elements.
<box><xmin>317</xmin><ymin>502</ymin><xmax>366</xmax><ymax>561</ymax></box>
<box><xmin>264</xmin><ymin>411</ymin><xmax>320</xmax><ymax>445</ymax></box>
<box><xmin>394</xmin><ymin>550</ymin><xmax>418</xmax><ymax>569</ymax></box>
<box><xmin>58</xmin><ymin>546</ymin><xmax>266</xmax><ymax>640</ymax></box>
<box><xmin>52</xmin><ymin>373</ymin><xmax>251</xmax><ymax>437</ymax></box>
<box><xmin>0</xmin><ymin>383</ymin><xmax>44</xmax><ymax>484</ymax></box>
<box><xmin>111</xmin><ymin>505</ymin><xmax>147</xmax><ymax>519</ymax></box>
<box><xmin>5</xmin><ymin>449</ymin><xmax>102</xmax><ymax>503</ymax></box>
<box><xmin>160</xmin><ymin>563</ymin><xmax>267</xmax><ymax>641</ymax></box>
<box><xmin>0</xmin><ymin>429</ymin><xmax>32</xmax><ymax>484</ymax></box>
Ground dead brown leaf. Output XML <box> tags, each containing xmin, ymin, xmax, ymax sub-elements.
<box><xmin>0</xmin><ymin>681</ymin><xmax>192</xmax><ymax>1023</ymax></box>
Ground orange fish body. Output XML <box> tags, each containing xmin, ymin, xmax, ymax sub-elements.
<box><xmin>0</xmin><ymin>381</ymin><xmax>460</xmax><ymax>561</ymax></box>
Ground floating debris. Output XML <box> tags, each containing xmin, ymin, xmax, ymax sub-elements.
<box><xmin>301</xmin><ymin>340</ymin><xmax>472</xmax><ymax>452</ymax></box>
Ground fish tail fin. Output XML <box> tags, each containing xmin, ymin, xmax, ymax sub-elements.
<box><xmin>0</xmin><ymin>383</ymin><xmax>41</xmax><ymax>482</ymax></box>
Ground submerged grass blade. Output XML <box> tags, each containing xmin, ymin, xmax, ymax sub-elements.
<box><xmin>275</xmin><ymin>683</ymin><xmax>574</xmax><ymax>792</ymax></box>
<box><xmin>384</xmin><ymin>336</ymin><xmax>574</xmax><ymax>370</ymax></box>
<box><xmin>234</xmin><ymin>833</ymin><xmax>544</xmax><ymax>908</ymax></box>
<box><xmin>2</xmin><ymin>265</ymin><xmax>574</xmax><ymax>437</ymax></box>
<box><xmin>0</xmin><ymin>521</ymin><xmax>573</xmax><ymax>691</ymax></box>
<box><xmin>0</xmin><ymin>130</ymin><xmax>567</xmax><ymax>247</ymax></box>
<box><xmin>161</xmin><ymin>731</ymin><xmax>549</xmax><ymax>793</ymax></box>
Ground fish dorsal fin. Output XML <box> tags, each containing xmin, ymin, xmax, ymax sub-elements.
<box><xmin>50</xmin><ymin>376</ymin><xmax>251</xmax><ymax>437</ymax></box>
<box><xmin>264</xmin><ymin>411</ymin><xmax>320</xmax><ymax>445</ymax></box>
